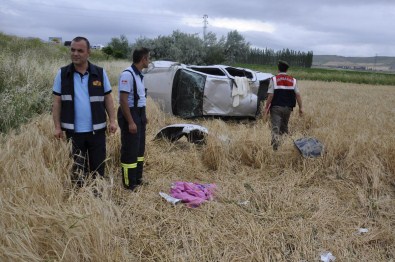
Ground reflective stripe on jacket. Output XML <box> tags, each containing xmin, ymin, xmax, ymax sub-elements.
<box><xmin>60</xmin><ymin>62</ymin><xmax>107</xmax><ymax>132</ymax></box>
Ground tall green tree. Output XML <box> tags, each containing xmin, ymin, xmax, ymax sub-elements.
<box><xmin>169</xmin><ymin>30</ymin><xmax>205</xmax><ymax>64</ymax></box>
<box><xmin>224</xmin><ymin>30</ymin><xmax>250</xmax><ymax>64</ymax></box>
<box><xmin>134</xmin><ymin>30</ymin><xmax>206</xmax><ymax>64</ymax></box>
<box><xmin>203</xmin><ymin>32</ymin><xmax>226</xmax><ymax>65</ymax></box>
<box><xmin>101</xmin><ymin>46</ymin><xmax>113</xmax><ymax>59</ymax></box>
<box><xmin>131</xmin><ymin>37</ymin><xmax>155</xmax><ymax>50</ymax></box>
<box><xmin>104</xmin><ymin>34</ymin><xmax>131</xmax><ymax>59</ymax></box>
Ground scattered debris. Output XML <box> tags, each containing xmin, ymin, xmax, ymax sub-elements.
<box><xmin>238</xmin><ymin>200</ymin><xmax>250</xmax><ymax>206</ymax></box>
<box><xmin>169</xmin><ymin>181</ymin><xmax>217</xmax><ymax>208</ymax></box>
<box><xmin>358</xmin><ymin>228</ymin><xmax>369</xmax><ymax>234</ymax></box>
<box><xmin>154</xmin><ymin>124</ymin><xmax>208</xmax><ymax>144</ymax></box>
<box><xmin>294</xmin><ymin>137</ymin><xmax>324</xmax><ymax>158</ymax></box>
<box><xmin>320</xmin><ymin>251</ymin><xmax>336</xmax><ymax>262</ymax></box>
<box><xmin>159</xmin><ymin>192</ymin><xmax>182</xmax><ymax>205</ymax></box>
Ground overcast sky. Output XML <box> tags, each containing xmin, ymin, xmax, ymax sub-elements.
<box><xmin>1</xmin><ymin>0</ymin><xmax>394</xmax><ymax>57</ymax></box>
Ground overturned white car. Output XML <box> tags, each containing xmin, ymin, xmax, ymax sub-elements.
<box><xmin>144</xmin><ymin>61</ymin><xmax>273</xmax><ymax>118</ymax></box>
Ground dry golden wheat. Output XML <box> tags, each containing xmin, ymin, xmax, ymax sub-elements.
<box><xmin>0</xmin><ymin>80</ymin><xmax>394</xmax><ymax>261</ymax></box>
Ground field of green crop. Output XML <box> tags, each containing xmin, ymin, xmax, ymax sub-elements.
<box><xmin>237</xmin><ymin>63</ymin><xmax>395</xmax><ymax>86</ymax></box>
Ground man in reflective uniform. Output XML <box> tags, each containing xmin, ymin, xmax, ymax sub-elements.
<box><xmin>264</xmin><ymin>60</ymin><xmax>303</xmax><ymax>150</ymax></box>
<box><xmin>52</xmin><ymin>36</ymin><xmax>117</xmax><ymax>186</ymax></box>
<box><xmin>118</xmin><ymin>47</ymin><xmax>150</xmax><ymax>190</ymax></box>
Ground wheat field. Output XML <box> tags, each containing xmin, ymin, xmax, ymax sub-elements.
<box><xmin>1</xmin><ymin>80</ymin><xmax>394</xmax><ymax>261</ymax></box>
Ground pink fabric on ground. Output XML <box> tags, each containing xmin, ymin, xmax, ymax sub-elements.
<box><xmin>170</xmin><ymin>181</ymin><xmax>217</xmax><ymax>208</ymax></box>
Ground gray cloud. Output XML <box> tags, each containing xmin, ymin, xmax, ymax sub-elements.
<box><xmin>1</xmin><ymin>0</ymin><xmax>394</xmax><ymax>57</ymax></box>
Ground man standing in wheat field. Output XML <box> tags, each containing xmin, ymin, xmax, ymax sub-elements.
<box><xmin>264</xmin><ymin>60</ymin><xmax>303</xmax><ymax>150</ymax></box>
<box><xmin>52</xmin><ymin>36</ymin><xmax>117</xmax><ymax>187</ymax></box>
<box><xmin>118</xmin><ymin>47</ymin><xmax>150</xmax><ymax>191</ymax></box>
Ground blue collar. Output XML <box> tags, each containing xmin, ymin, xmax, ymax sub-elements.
<box><xmin>131</xmin><ymin>64</ymin><xmax>144</xmax><ymax>79</ymax></box>
<box><xmin>66</xmin><ymin>61</ymin><xmax>99</xmax><ymax>77</ymax></box>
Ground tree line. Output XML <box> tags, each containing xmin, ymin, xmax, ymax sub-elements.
<box><xmin>102</xmin><ymin>30</ymin><xmax>313</xmax><ymax>68</ymax></box>
<box><xmin>242</xmin><ymin>48</ymin><xmax>313</xmax><ymax>68</ymax></box>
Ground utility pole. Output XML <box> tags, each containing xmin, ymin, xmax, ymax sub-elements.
<box><xmin>203</xmin><ymin>14</ymin><xmax>208</xmax><ymax>42</ymax></box>
<box><xmin>374</xmin><ymin>53</ymin><xmax>378</xmax><ymax>71</ymax></box>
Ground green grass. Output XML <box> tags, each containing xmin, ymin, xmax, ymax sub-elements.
<box><xmin>0</xmin><ymin>33</ymin><xmax>70</xmax><ymax>133</ymax></box>
<box><xmin>236</xmin><ymin>63</ymin><xmax>395</xmax><ymax>86</ymax></box>
<box><xmin>0</xmin><ymin>33</ymin><xmax>121</xmax><ymax>133</ymax></box>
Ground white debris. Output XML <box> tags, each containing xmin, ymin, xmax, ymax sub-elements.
<box><xmin>358</xmin><ymin>228</ymin><xmax>369</xmax><ymax>234</ymax></box>
<box><xmin>320</xmin><ymin>251</ymin><xmax>336</xmax><ymax>262</ymax></box>
<box><xmin>159</xmin><ymin>192</ymin><xmax>182</xmax><ymax>204</ymax></box>
<box><xmin>238</xmin><ymin>200</ymin><xmax>250</xmax><ymax>205</ymax></box>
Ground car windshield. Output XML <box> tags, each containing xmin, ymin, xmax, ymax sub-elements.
<box><xmin>171</xmin><ymin>69</ymin><xmax>206</xmax><ymax>118</ymax></box>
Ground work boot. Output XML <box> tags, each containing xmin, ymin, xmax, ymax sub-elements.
<box><xmin>121</xmin><ymin>167</ymin><xmax>139</xmax><ymax>190</ymax></box>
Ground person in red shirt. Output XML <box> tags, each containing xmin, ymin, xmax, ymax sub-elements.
<box><xmin>264</xmin><ymin>60</ymin><xmax>303</xmax><ymax>150</ymax></box>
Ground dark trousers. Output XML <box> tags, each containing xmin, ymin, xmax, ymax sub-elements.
<box><xmin>118</xmin><ymin>107</ymin><xmax>146</xmax><ymax>190</ymax></box>
<box><xmin>270</xmin><ymin>106</ymin><xmax>292</xmax><ymax>150</ymax></box>
<box><xmin>66</xmin><ymin>130</ymin><xmax>106</xmax><ymax>186</ymax></box>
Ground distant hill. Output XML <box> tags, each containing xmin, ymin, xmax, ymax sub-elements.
<box><xmin>313</xmin><ymin>55</ymin><xmax>395</xmax><ymax>72</ymax></box>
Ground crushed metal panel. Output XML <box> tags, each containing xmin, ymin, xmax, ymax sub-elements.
<box><xmin>230</xmin><ymin>92</ymin><xmax>257</xmax><ymax>117</ymax></box>
<box><xmin>144</xmin><ymin>62</ymin><xmax>178</xmax><ymax>113</ymax></box>
<box><xmin>255</xmin><ymin>72</ymin><xmax>273</xmax><ymax>81</ymax></box>
<box><xmin>203</xmin><ymin>77</ymin><xmax>233</xmax><ymax>115</ymax></box>
<box><xmin>203</xmin><ymin>76</ymin><xmax>257</xmax><ymax>117</ymax></box>
<box><xmin>154</xmin><ymin>124</ymin><xmax>208</xmax><ymax>144</ymax></box>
